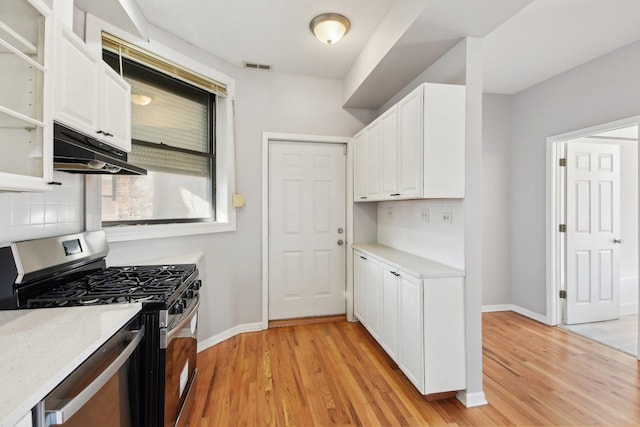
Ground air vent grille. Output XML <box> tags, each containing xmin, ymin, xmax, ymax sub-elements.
<box><xmin>244</xmin><ymin>62</ymin><xmax>272</xmax><ymax>71</ymax></box>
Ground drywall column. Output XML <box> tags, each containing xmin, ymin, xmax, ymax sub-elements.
<box><xmin>457</xmin><ymin>37</ymin><xmax>487</xmax><ymax>407</ymax></box>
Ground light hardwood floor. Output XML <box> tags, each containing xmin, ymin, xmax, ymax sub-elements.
<box><xmin>181</xmin><ymin>312</ymin><xmax>640</xmax><ymax>426</ymax></box>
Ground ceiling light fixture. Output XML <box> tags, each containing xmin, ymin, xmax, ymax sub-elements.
<box><xmin>131</xmin><ymin>94</ymin><xmax>152</xmax><ymax>106</ymax></box>
<box><xmin>310</xmin><ymin>13</ymin><xmax>350</xmax><ymax>45</ymax></box>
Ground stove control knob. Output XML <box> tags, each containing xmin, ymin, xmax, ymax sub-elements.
<box><xmin>172</xmin><ymin>301</ymin><xmax>184</xmax><ymax>314</ymax></box>
<box><xmin>191</xmin><ymin>280</ymin><xmax>202</xmax><ymax>290</ymax></box>
<box><xmin>186</xmin><ymin>290</ymin><xmax>196</xmax><ymax>299</ymax></box>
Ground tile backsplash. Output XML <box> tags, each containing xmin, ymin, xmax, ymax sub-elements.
<box><xmin>377</xmin><ymin>199</ymin><xmax>464</xmax><ymax>269</ymax></box>
<box><xmin>0</xmin><ymin>172</ymin><xmax>84</xmax><ymax>244</ymax></box>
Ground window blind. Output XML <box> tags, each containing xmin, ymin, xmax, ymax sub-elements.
<box><xmin>102</xmin><ymin>32</ymin><xmax>227</xmax><ymax>97</ymax></box>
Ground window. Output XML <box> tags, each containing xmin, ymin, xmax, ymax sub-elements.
<box><xmin>101</xmin><ymin>42</ymin><xmax>218</xmax><ymax>225</ymax></box>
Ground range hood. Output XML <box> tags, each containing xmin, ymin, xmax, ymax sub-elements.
<box><xmin>53</xmin><ymin>122</ymin><xmax>147</xmax><ymax>175</ymax></box>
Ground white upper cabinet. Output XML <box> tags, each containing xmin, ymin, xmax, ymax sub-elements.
<box><xmin>353</xmin><ymin>82</ymin><xmax>465</xmax><ymax>201</ymax></box>
<box><xmin>54</xmin><ymin>23</ymin><xmax>99</xmax><ymax>135</ymax></box>
<box><xmin>353</xmin><ymin>131</ymin><xmax>367</xmax><ymax>201</ymax></box>
<box><xmin>397</xmin><ymin>88</ymin><xmax>423</xmax><ymax>198</ymax></box>
<box><xmin>54</xmin><ymin>22</ymin><xmax>131</xmax><ymax>152</ymax></box>
<box><xmin>0</xmin><ymin>0</ymin><xmax>54</xmax><ymax>192</ymax></box>
<box><xmin>101</xmin><ymin>64</ymin><xmax>131</xmax><ymax>151</ymax></box>
<box><xmin>365</xmin><ymin>120</ymin><xmax>381</xmax><ymax>200</ymax></box>
<box><xmin>379</xmin><ymin>106</ymin><xmax>398</xmax><ymax>198</ymax></box>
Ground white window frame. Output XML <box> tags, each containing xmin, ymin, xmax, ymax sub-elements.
<box><xmin>83</xmin><ymin>13</ymin><xmax>237</xmax><ymax>242</ymax></box>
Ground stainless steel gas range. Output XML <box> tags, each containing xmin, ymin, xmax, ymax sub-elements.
<box><xmin>0</xmin><ymin>231</ymin><xmax>200</xmax><ymax>427</ymax></box>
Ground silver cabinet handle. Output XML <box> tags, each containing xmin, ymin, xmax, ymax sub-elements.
<box><xmin>337</xmin><ymin>239</ymin><xmax>344</xmax><ymax>246</ymax></box>
<box><xmin>45</xmin><ymin>326</ymin><xmax>145</xmax><ymax>425</ymax></box>
<box><xmin>614</xmin><ymin>238</ymin><xmax>623</xmax><ymax>244</ymax></box>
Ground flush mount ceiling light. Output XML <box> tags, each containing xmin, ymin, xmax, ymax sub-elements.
<box><xmin>310</xmin><ymin>13</ymin><xmax>350</xmax><ymax>45</ymax></box>
<box><xmin>131</xmin><ymin>93</ymin><xmax>152</xmax><ymax>106</ymax></box>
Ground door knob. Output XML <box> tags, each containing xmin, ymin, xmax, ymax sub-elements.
<box><xmin>337</xmin><ymin>239</ymin><xmax>344</xmax><ymax>246</ymax></box>
<box><xmin>613</xmin><ymin>238</ymin><xmax>623</xmax><ymax>244</ymax></box>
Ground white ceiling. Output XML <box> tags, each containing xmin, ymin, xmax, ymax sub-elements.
<box><xmin>134</xmin><ymin>0</ymin><xmax>396</xmax><ymax>79</ymax></box>
<box><xmin>86</xmin><ymin>0</ymin><xmax>640</xmax><ymax>109</ymax></box>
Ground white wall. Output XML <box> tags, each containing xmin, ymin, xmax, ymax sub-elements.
<box><xmin>103</xmin><ymin>25</ymin><xmax>375</xmax><ymax>341</ymax></box>
<box><xmin>510</xmin><ymin>39</ymin><xmax>640</xmax><ymax>316</ymax></box>
<box><xmin>377</xmin><ymin>199</ymin><xmax>465</xmax><ymax>269</ymax></box>
<box><xmin>482</xmin><ymin>94</ymin><xmax>512</xmax><ymax>306</ymax></box>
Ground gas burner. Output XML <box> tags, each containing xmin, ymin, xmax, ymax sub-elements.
<box><xmin>24</xmin><ymin>263</ymin><xmax>197</xmax><ymax>308</ymax></box>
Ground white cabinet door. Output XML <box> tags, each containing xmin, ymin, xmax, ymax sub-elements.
<box><xmin>399</xmin><ymin>272</ymin><xmax>424</xmax><ymax>392</ymax></box>
<box><xmin>353</xmin><ymin>132</ymin><xmax>367</xmax><ymax>201</ymax></box>
<box><xmin>365</xmin><ymin>255</ymin><xmax>381</xmax><ymax>339</ymax></box>
<box><xmin>101</xmin><ymin>64</ymin><xmax>131</xmax><ymax>152</ymax></box>
<box><xmin>365</xmin><ymin>121</ymin><xmax>381</xmax><ymax>200</ymax></box>
<box><xmin>380</xmin><ymin>107</ymin><xmax>399</xmax><ymax>199</ymax></box>
<box><xmin>54</xmin><ymin>23</ymin><xmax>131</xmax><ymax>153</ymax></box>
<box><xmin>54</xmin><ymin>23</ymin><xmax>100</xmax><ymax>136</ymax></box>
<box><xmin>397</xmin><ymin>86</ymin><xmax>423</xmax><ymax>198</ymax></box>
<box><xmin>381</xmin><ymin>263</ymin><xmax>400</xmax><ymax>361</ymax></box>
<box><xmin>353</xmin><ymin>251</ymin><xmax>368</xmax><ymax>324</ymax></box>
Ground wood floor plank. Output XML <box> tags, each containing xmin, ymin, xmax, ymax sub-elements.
<box><xmin>181</xmin><ymin>311</ymin><xmax>640</xmax><ymax>426</ymax></box>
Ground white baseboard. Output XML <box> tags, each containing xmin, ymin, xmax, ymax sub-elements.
<box><xmin>482</xmin><ymin>304</ymin><xmax>512</xmax><ymax>312</ymax></box>
<box><xmin>197</xmin><ymin>321</ymin><xmax>263</xmax><ymax>353</ymax></box>
<box><xmin>511</xmin><ymin>304</ymin><xmax>548</xmax><ymax>324</ymax></box>
<box><xmin>620</xmin><ymin>303</ymin><xmax>638</xmax><ymax>316</ymax></box>
<box><xmin>457</xmin><ymin>390</ymin><xmax>488</xmax><ymax>408</ymax></box>
<box><xmin>482</xmin><ymin>304</ymin><xmax>549</xmax><ymax>324</ymax></box>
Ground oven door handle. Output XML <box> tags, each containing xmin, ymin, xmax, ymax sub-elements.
<box><xmin>169</xmin><ymin>298</ymin><xmax>199</xmax><ymax>341</ymax></box>
<box><xmin>44</xmin><ymin>326</ymin><xmax>145</xmax><ymax>425</ymax></box>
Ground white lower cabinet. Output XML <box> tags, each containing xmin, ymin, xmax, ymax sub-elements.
<box><xmin>399</xmin><ymin>271</ymin><xmax>424</xmax><ymax>391</ymax></box>
<box><xmin>353</xmin><ymin>248</ymin><xmax>466</xmax><ymax>396</ymax></box>
<box><xmin>354</xmin><ymin>252</ymin><xmax>381</xmax><ymax>338</ymax></box>
<box><xmin>365</xmin><ymin>256</ymin><xmax>381</xmax><ymax>339</ymax></box>
<box><xmin>381</xmin><ymin>263</ymin><xmax>400</xmax><ymax>361</ymax></box>
<box><xmin>353</xmin><ymin>252</ymin><xmax>368</xmax><ymax>324</ymax></box>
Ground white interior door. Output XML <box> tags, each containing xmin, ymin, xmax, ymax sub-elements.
<box><xmin>268</xmin><ymin>141</ymin><xmax>346</xmax><ymax>320</ymax></box>
<box><xmin>565</xmin><ymin>141</ymin><xmax>621</xmax><ymax>324</ymax></box>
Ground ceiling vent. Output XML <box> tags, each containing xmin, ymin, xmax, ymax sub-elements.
<box><xmin>244</xmin><ymin>62</ymin><xmax>272</xmax><ymax>71</ymax></box>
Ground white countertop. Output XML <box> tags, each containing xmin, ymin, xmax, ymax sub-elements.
<box><xmin>0</xmin><ymin>304</ymin><xmax>141</xmax><ymax>427</ymax></box>
<box><xmin>353</xmin><ymin>243</ymin><xmax>464</xmax><ymax>278</ymax></box>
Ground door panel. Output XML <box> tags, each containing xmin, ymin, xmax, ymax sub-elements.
<box><xmin>565</xmin><ymin>141</ymin><xmax>620</xmax><ymax>324</ymax></box>
<box><xmin>269</xmin><ymin>141</ymin><xmax>346</xmax><ymax>320</ymax></box>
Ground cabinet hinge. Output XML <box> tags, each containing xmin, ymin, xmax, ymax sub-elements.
<box><xmin>343</xmin><ymin>145</ymin><xmax>347</xmax><ymax>155</ymax></box>
<box><xmin>559</xmin><ymin>158</ymin><xmax>566</xmax><ymax>167</ymax></box>
<box><xmin>559</xmin><ymin>290</ymin><xmax>567</xmax><ymax>299</ymax></box>
<box><xmin>559</xmin><ymin>224</ymin><xmax>567</xmax><ymax>233</ymax></box>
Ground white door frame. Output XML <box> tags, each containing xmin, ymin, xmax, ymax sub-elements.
<box><xmin>546</xmin><ymin>115</ymin><xmax>640</xmax><ymax>357</ymax></box>
<box><xmin>262</xmin><ymin>132</ymin><xmax>353</xmax><ymax>329</ymax></box>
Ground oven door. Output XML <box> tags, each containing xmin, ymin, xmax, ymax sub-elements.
<box><xmin>38</xmin><ymin>320</ymin><xmax>144</xmax><ymax>427</ymax></box>
<box><xmin>163</xmin><ymin>297</ymin><xmax>199</xmax><ymax>427</ymax></box>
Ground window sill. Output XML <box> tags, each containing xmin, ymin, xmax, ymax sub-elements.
<box><xmin>103</xmin><ymin>220</ymin><xmax>236</xmax><ymax>242</ymax></box>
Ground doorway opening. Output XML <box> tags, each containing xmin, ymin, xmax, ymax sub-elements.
<box><xmin>547</xmin><ymin>117</ymin><xmax>639</xmax><ymax>357</ymax></box>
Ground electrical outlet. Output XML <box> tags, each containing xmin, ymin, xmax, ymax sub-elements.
<box><xmin>387</xmin><ymin>206</ymin><xmax>394</xmax><ymax>218</ymax></box>
<box><xmin>420</xmin><ymin>209</ymin><xmax>429</xmax><ymax>223</ymax></box>
<box><xmin>441</xmin><ymin>212</ymin><xmax>453</xmax><ymax>223</ymax></box>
